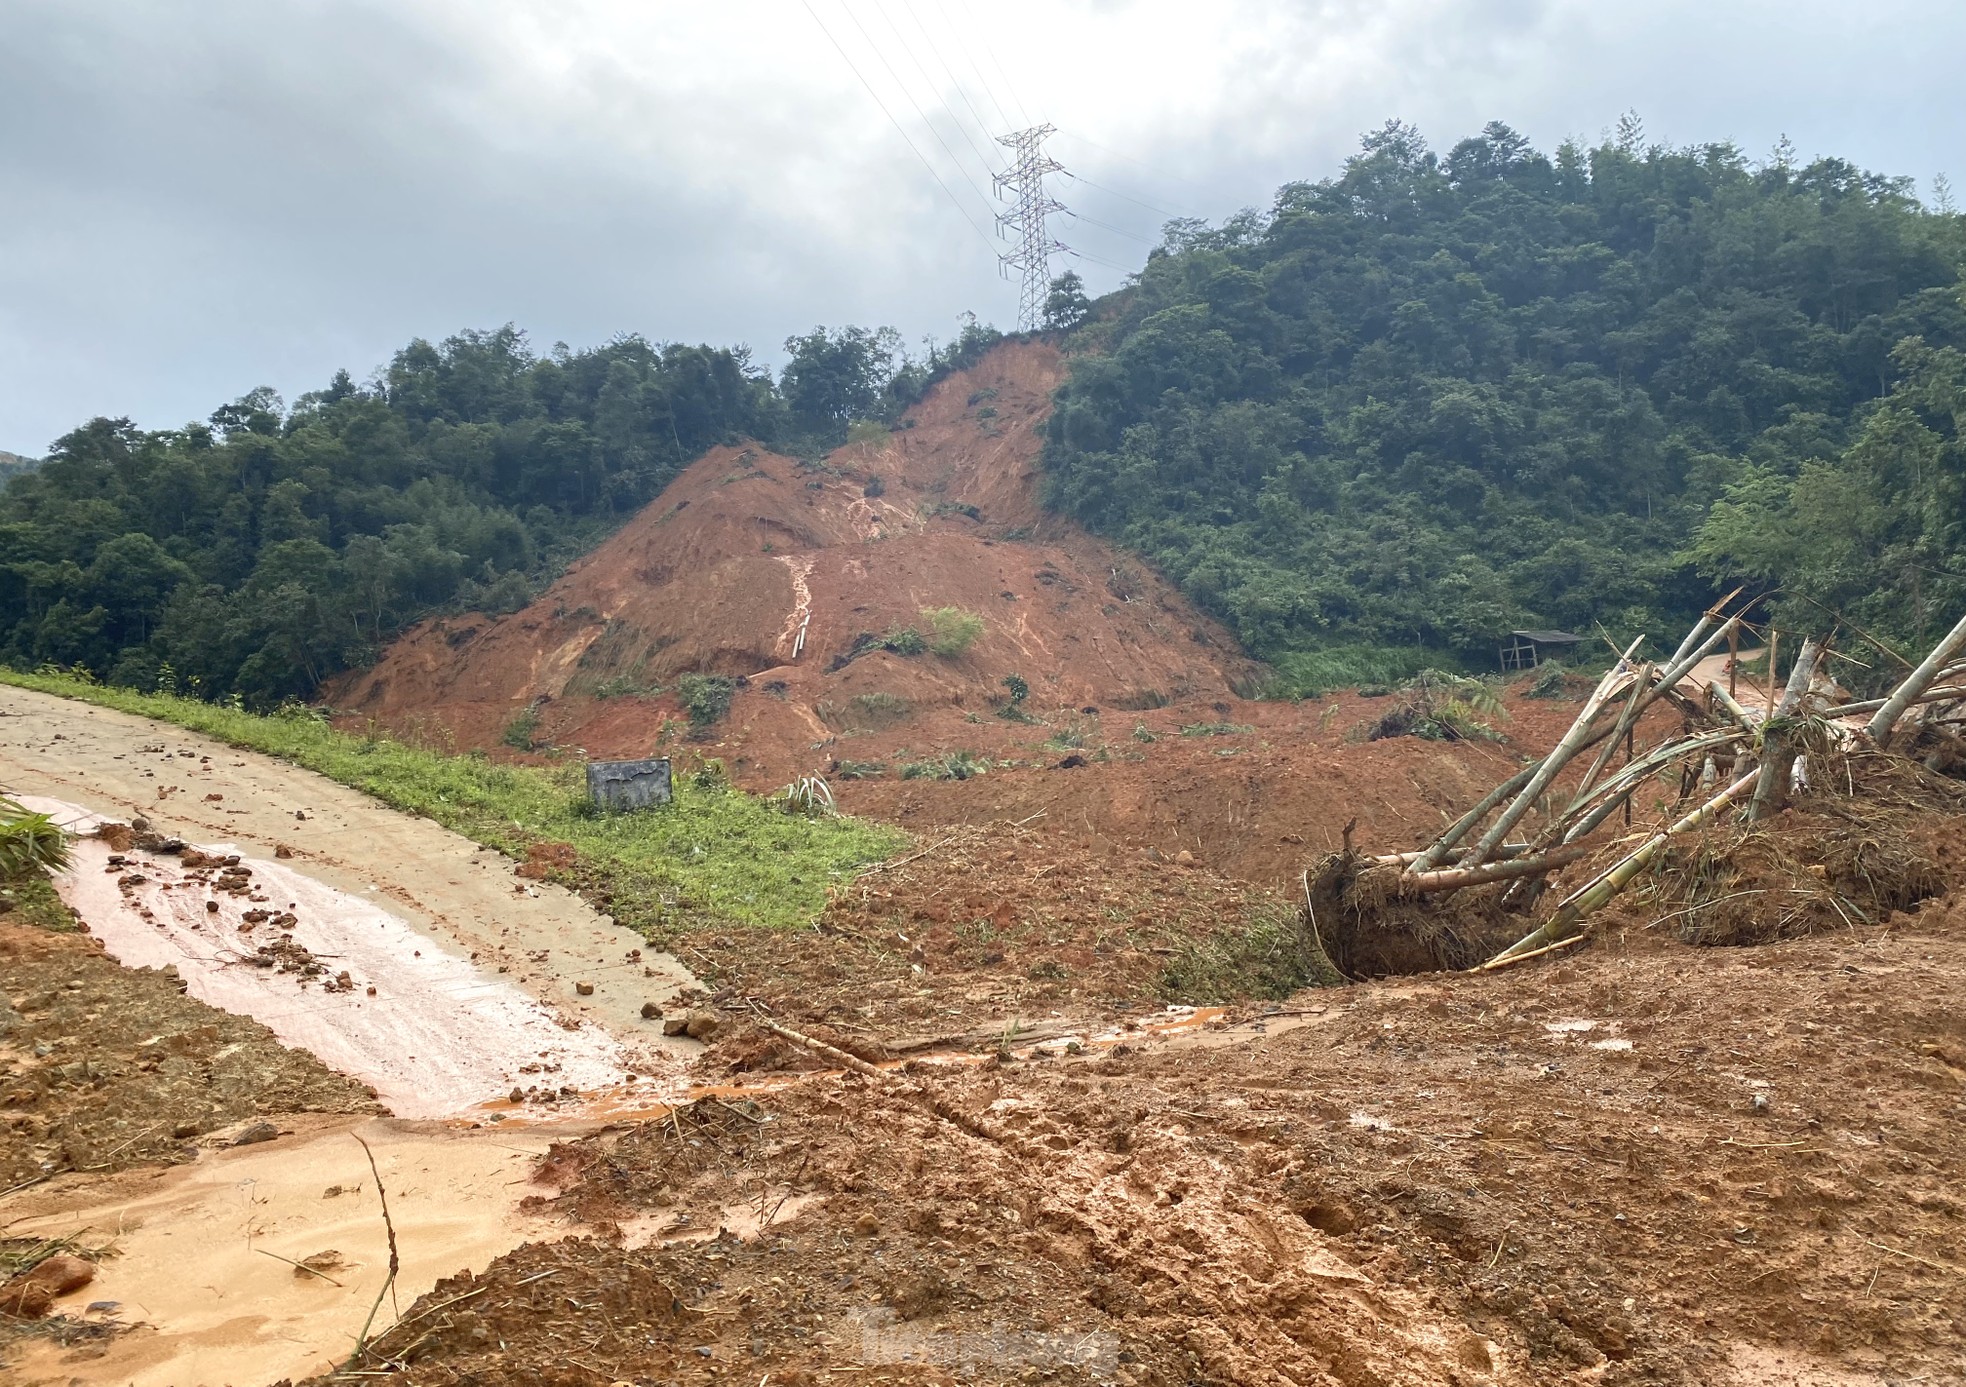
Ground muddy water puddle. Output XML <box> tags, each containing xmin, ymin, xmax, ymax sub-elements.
<box><xmin>5</xmin><ymin>1116</ymin><xmax>572</xmax><ymax>1387</ymax></box>
<box><xmin>9</xmin><ymin>795</ymin><xmax>1266</xmax><ymax>1386</ymax></box>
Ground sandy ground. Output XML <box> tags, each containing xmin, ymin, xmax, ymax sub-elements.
<box><xmin>0</xmin><ymin>686</ymin><xmax>698</xmax><ymax>1072</ymax></box>
<box><xmin>4</xmin><ymin>1114</ymin><xmax>569</xmax><ymax>1386</ymax></box>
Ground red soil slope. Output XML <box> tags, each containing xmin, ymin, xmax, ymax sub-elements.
<box><xmin>332</xmin><ymin>340</ymin><xmax>1621</xmax><ymax>887</ymax></box>
<box><xmin>331</xmin><ymin>343</ymin><xmax>1257</xmax><ymax>762</ymax></box>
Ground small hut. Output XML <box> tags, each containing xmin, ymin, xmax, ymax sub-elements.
<box><xmin>1500</xmin><ymin>629</ymin><xmax>1584</xmax><ymax>672</ymax></box>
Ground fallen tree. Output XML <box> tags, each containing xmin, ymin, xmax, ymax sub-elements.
<box><xmin>1304</xmin><ymin>601</ymin><xmax>1966</xmax><ymax>976</ymax></box>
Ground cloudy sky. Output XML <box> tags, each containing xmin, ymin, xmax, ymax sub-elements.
<box><xmin>3</xmin><ymin>0</ymin><xmax>1961</xmax><ymax>456</ymax></box>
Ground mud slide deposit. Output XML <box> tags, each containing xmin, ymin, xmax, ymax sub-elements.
<box><xmin>5</xmin><ymin>1116</ymin><xmax>566</xmax><ymax>1386</ymax></box>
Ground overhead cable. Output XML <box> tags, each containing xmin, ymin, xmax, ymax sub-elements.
<box><xmin>866</xmin><ymin>0</ymin><xmax>1003</xmax><ymax>182</ymax></box>
<box><xmin>836</xmin><ymin>0</ymin><xmax>1002</xmax><ymax>221</ymax></box>
<box><xmin>923</xmin><ymin>2</ymin><xmax>1016</xmax><ymax>134</ymax></box>
<box><xmin>799</xmin><ymin>0</ymin><xmax>999</xmax><ymax>251</ymax></box>
<box><xmin>951</xmin><ymin>0</ymin><xmax>1031</xmax><ymax>125</ymax></box>
<box><xmin>1065</xmin><ymin>209</ymin><xmax>1153</xmax><ymax>243</ymax></box>
<box><xmin>1063</xmin><ymin>170</ymin><xmax>1189</xmax><ymax>221</ymax></box>
<box><xmin>895</xmin><ymin>1</ymin><xmax>1009</xmax><ymax>160</ymax></box>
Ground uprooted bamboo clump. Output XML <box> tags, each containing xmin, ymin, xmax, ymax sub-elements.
<box><xmin>1305</xmin><ymin>598</ymin><xmax>1966</xmax><ymax>976</ymax></box>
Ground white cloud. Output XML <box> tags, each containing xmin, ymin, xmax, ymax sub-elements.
<box><xmin>1</xmin><ymin>0</ymin><xmax>1960</xmax><ymax>453</ymax></box>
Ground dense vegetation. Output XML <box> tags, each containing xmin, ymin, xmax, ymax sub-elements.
<box><xmin>1043</xmin><ymin>120</ymin><xmax>1966</xmax><ymax>688</ymax></box>
<box><xmin>0</xmin><ymin>319</ymin><xmax>998</xmax><ymax>702</ymax></box>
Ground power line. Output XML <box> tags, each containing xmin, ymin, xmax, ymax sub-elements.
<box><xmin>799</xmin><ymin>0</ymin><xmax>998</xmax><ymax>252</ymax></box>
<box><xmin>866</xmin><ymin>0</ymin><xmax>1002</xmax><ymax>188</ymax></box>
<box><xmin>1064</xmin><ymin>209</ymin><xmax>1152</xmax><ymax>243</ymax></box>
<box><xmin>1067</xmin><ymin>248</ymin><xmax>1137</xmax><ymax>273</ymax></box>
<box><xmin>836</xmin><ymin>0</ymin><xmax>1001</xmax><ymax>222</ymax></box>
<box><xmin>951</xmin><ymin>0</ymin><xmax>1030</xmax><ymax>125</ymax></box>
<box><xmin>1063</xmin><ymin>170</ymin><xmax>1189</xmax><ymax>221</ymax></box>
<box><xmin>894</xmin><ymin>1</ymin><xmax>1007</xmax><ymax>171</ymax></box>
<box><xmin>1055</xmin><ymin>128</ymin><xmax>1210</xmax><ymax>198</ymax></box>
<box><xmin>922</xmin><ymin>3</ymin><xmax>1016</xmax><ymax>135</ymax></box>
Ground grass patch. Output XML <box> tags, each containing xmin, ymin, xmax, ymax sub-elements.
<box><xmin>676</xmin><ymin>673</ymin><xmax>737</xmax><ymax>729</ymax></box>
<box><xmin>1267</xmin><ymin>643</ymin><xmax>1460</xmax><ymax>698</ymax></box>
<box><xmin>899</xmin><ymin>751</ymin><xmax>986</xmax><ymax>781</ymax></box>
<box><xmin>922</xmin><ymin>606</ymin><xmax>984</xmax><ymax>657</ymax></box>
<box><xmin>1159</xmin><ymin>905</ymin><xmax>1342</xmax><ymax>1003</ymax></box>
<box><xmin>500</xmin><ymin>704</ymin><xmax>541</xmax><ymax>751</ymax></box>
<box><xmin>0</xmin><ymin>670</ymin><xmax>904</xmax><ymax>936</ymax></box>
<box><xmin>4</xmin><ymin>873</ymin><xmax>76</xmax><ymax>932</ymax></box>
<box><xmin>1178</xmin><ymin>722</ymin><xmax>1252</xmax><ymax>737</ymax></box>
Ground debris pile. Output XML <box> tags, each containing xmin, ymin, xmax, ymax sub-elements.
<box><xmin>1310</xmin><ymin>601</ymin><xmax>1966</xmax><ymax>974</ymax></box>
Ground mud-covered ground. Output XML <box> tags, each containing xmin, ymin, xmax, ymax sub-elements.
<box><xmin>539</xmin><ymin>814</ymin><xmax>1308</xmax><ymax>1064</ymax></box>
<box><xmin>0</xmin><ymin>918</ymin><xmax>377</xmax><ymax>1190</ymax></box>
<box><xmin>292</xmin><ymin>882</ymin><xmax>1966</xmax><ymax>1387</ymax></box>
<box><xmin>7</xmin><ymin>688</ymin><xmax>1966</xmax><ymax>1384</ymax></box>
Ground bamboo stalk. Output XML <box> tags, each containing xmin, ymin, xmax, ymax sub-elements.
<box><xmin>1404</xmin><ymin>762</ymin><xmax>1540</xmax><ymax>874</ymax></box>
<box><xmin>1558</xmin><ymin>730</ymin><xmax>1749</xmax><ymax>843</ymax></box>
<box><xmin>1749</xmin><ymin>637</ymin><xmax>1821</xmax><ymax>821</ymax></box>
<box><xmin>1468</xmin><ymin>932</ymin><xmax>1591</xmax><ymax>972</ymax></box>
<box><xmin>1399</xmin><ymin>844</ymin><xmax>1592</xmax><ymax>892</ymax></box>
<box><xmin>1372</xmin><ymin>842</ymin><xmax>1537</xmax><ymax>867</ymax></box>
<box><xmin>1564</xmin><ymin>609</ymin><xmax>1737</xmax><ymax>806</ymax></box>
<box><xmin>1535</xmin><ymin>727</ymin><xmax>1747</xmax><ymax>846</ymax></box>
<box><xmin>1823</xmin><ymin>683</ymin><xmax>1966</xmax><ymax>719</ymax></box>
<box><xmin>1460</xmin><ymin>634</ymin><xmax>1645</xmax><ymax>871</ymax></box>
<box><xmin>1570</xmin><ymin>661</ymin><xmax>1655</xmax><ymax>806</ymax></box>
<box><xmin>1765</xmin><ymin>628</ymin><xmax>1779</xmax><ymax>720</ymax></box>
<box><xmin>1868</xmin><ymin>613</ymin><xmax>1966</xmax><ymax>747</ymax></box>
<box><xmin>1708</xmin><ymin>679</ymin><xmax>1756</xmax><ymax>727</ymax></box>
<box><xmin>1480</xmin><ymin>770</ymin><xmax>1761</xmax><ymax>967</ymax></box>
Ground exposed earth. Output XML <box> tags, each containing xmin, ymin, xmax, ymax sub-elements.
<box><xmin>4</xmin><ymin>341</ymin><xmax>1965</xmax><ymax>1384</ymax></box>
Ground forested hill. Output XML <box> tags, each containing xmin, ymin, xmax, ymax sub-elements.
<box><xmin>0</xmin><ymin>322</ymin><xmax>994</xmax><ymax>700</ymax></box>
<box><xmin>9</xmin><ymin>120</ymin><xmax>1963</xmax><ymax>706</ymax></box>
<box><xmin>1043</xmin><ymin>121</ymin><xmax>1966</xmax><ymax>689</ymax></box>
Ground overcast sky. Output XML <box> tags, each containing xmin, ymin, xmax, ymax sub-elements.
<box><xmin>3</xmin><ymin>0</ymin><xmax>1961</xmax><ymax>456</ymax></box>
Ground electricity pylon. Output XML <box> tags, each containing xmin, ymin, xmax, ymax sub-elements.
<box><xmin>993</xmin><ymin>124</ymin><xmax>1068</xmax><ymax>331</ymax></box>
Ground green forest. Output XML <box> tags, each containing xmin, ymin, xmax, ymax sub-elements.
<box><xmin>5</xmin><ymin>119</ymin><xmax>1963</xmax><ymax>703</ymax></box>
<box><xmin>0</xmin><ymin>321</ymin><xmax>995</xmax><ymax>701</ymax></box>
<box><xmin>1043</xmin><ymin>120</ymin><xmax>1966</xmax><ymax>689</ymax></box>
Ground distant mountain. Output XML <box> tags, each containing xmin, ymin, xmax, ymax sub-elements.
<box><xmin>0</xmin><ymin>451</ymin><xmax>41</xmax><ymax>484</ymax></box>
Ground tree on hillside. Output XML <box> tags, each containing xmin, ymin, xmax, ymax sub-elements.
<box><xmin>780</xmin><ymin>325</ymin><xmax>902</xmax><ymax>437</ymax></box>
<box><xmin>1043</xmin><ymin>271</ymin><xmax>1093</xmax><ymax>331</ymax></box>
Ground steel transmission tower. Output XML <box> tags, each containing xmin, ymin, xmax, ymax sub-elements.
<box><xmin>993</xmin><ymin>124</ymin><xmax>1069</xmax><ymax>331</ymax></box>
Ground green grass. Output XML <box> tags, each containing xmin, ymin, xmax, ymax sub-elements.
<box><xmin>4</xmin><ymin>872</ymin><xmax>76</xmax><ymax>932</ymax></box>
<box><xmin>1266</xmin><ymin>643</ymin><xmax>1462</xmax><ymax>698</ymax></box>
<box><xmin>1158</xmin><ymin>905</ymin><xmax>1342</xmax><ymax>1002</ymax></box>
<box><xmin>0</xmin><ymin>670</ymin><xmax>905</xmax><ymax>936</ymax></box>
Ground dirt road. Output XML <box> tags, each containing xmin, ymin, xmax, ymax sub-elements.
<box><xmin>0</xmin><ymin>686</ymin><xmax>698</xmax><ymax>1084</ymax></box>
